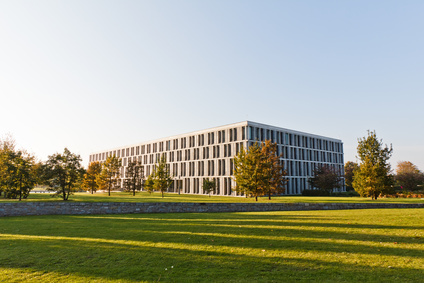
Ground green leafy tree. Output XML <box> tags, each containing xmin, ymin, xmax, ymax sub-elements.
<box><xmin>41</xmin><ymin>148</ymin><xmax>84</xmax><ymax>201</ymax></box>
<box><xmin>308</xmin><ymin>164</ymin><xmax>342</xmax><ymax>193</ymax></box>
<box><xmin>97</xmin><ymin>155</ymin><xmax>121</xmax><ymax>196</ymax></box>
<box><xmin>0</xmin><ymin>135</ymin><xmax>17</xmax><ymax>197</ymax></box>
<box><xmin>234</xmin><ymin>141</ymin><xmax>287</xmax><ymax>201</ymax></box>
<box><xmin>202</xmin><ymin>178</ymin><xmax>216</xmax><ymax>197</ymax></box>
<box><xmin>152</xmin><ymin>155</ymin><xmax>173</xmax><ymax>198</ymax></box>
<box><xmin>395</xmin><ymin>161</ymin><xmax>424</xmax><ymax>191</ymax></box>
<box><xmin>82</xmin><ymin>161</ymin><xmax>102</xmax><ymax>194</ymax></box>
<box><xmin>1</xmin><ymin>152</ymin><xmax>38</xmax><ymax>200</ymax></box>
<box><xmin>144</xmin><ymin>174</ymin><xmax>155</xmax><ymax>194</ymax></box>
<box><xmin>0</xmin><ymin>135</ymin><xmax>40</xmax><ymax>200</ymax></box>
<box><xmin>123</xmin><ymin>159</ymin><xmax>144</xmax><ymax>196</ymax></box>
<box><xmin>344</xmin><ymin>161</ymin><xmax>359</xmax><ymax>191</ymax></box>
<box><xmin>353</xmin><ymin>130</ymin><xmax>394</xmax><ymax>200</ymax></box>
<box><xmin>233</xmin><ymin>142</ymin><xmax>265</xmax><ymax>201</ymax></box>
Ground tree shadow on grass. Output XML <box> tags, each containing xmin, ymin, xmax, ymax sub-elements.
<box><xmin>0</xmin><ymin>234</ymin><xmax>423</xmax><ymax>282</ymax></box>
<box><xmin>1</xmin><ymin>211</ymin><xmax>424</xmax><ymax>282</ymax></box>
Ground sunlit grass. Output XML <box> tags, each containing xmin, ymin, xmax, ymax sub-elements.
<box><xmin>1</xmin><ymin>209</ymin><xmax>423</xmax><ymax>282</ymax></box>
<box><xmin>1</xmin><ymin>191</ymin><xmax>423</xmax><ymax>204</ymax></box>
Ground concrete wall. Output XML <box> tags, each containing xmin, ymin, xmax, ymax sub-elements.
<box><xmin>0</xmin><ymin>202</ymin><xmax>423</xmax><ymax>217</ymax></box>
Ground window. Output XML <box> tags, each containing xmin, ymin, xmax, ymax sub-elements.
<box><xmin>230</xmin><ymin>159</ymin><xmax>234</xmax><ymax>175</ymax></box>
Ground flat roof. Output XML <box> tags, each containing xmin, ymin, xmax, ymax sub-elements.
<box><xmin>91</xmin><ymin>121</ymin><xmax>342</xmax><ymax>154</ymax></box>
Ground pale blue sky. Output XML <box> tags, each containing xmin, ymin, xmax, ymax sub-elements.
<box><xmin>1</xmin><ymin>0</ymin><xmax>423</xmax><ymax>170</ymax></box>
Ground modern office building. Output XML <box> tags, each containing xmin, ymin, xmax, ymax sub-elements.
<box><xmin>89</xmin><ymin>121</ymin><xmax>344</xmax><ymax>195</ymax></box>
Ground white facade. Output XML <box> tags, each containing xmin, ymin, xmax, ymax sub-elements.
<box><xmin>89</xmin><ymin>121</ymin><xmax>344</xmax><ymax>195</ymax></box>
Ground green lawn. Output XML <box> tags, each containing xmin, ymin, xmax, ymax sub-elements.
<box><xmin>1</xmin><ymin>191</ymin><xmax>424</xmax><ymax>203</ymax></box>
<box><xmin>1</xmin><ymin>209</ymin><xmax>423</xmax><ymax>282</ymax></box>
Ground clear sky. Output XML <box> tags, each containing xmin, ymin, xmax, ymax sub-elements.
<box><xmin>1</xmin><ymin>0</ymin><xmax>423</xmax><ymax>171</ymax></box>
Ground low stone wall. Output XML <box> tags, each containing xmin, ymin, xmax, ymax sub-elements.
<box><xmin>0</xmin><ymin>202</ymin><xmax>423</xmax><ymax>217</ymax></box>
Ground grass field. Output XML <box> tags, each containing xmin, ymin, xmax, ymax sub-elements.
<box><xmin>1</xmin><ymin>209</ymin><xmax>423</xmax><ymax>282</ymax></box>
<box><xmin>1</xmin><ymin>191</ymin><xmax>424</xmax><ymax>204</ymax></box>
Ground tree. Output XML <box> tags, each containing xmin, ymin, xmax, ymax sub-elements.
<box><xmin>260</xmin><ymin>140</ymin><xmax>287</xmax><ymax>200</ymax></box>
<box><xmin>0</xmin><ymin>135</ymin><xmax>17</xmax><ymax>197</ymax></box>
<box><xmin>82</xmin><ymin>161</ymin><xmax>102</xmax><ymax>194</ymax></box>
<box><xmin>352</xmin><ymin>130</ymin><xmax>394</xmax><ymax>200</ymax></box>
<box><xmin>152</xmin><ymin>155</ymin><xmax>173</xmax><ymax>198</ymax></box>
<box><xmin>144</xmin><ymin>174</ymin><xmax>155</xmax><ymax>194</ymax></box>
<box><xmin>233</xmin><ymin>143</ymin><xmax>265</xmax><ymax>201</ymax></box>
<box><xmin>395</xmin><ymin>161</ymin><xmax>424</xmax><ymax>191</ymax></box>
<box><xmin>1</xmin><ymin>135</ymin><xmax>40</xmax><ymax>200</ymax></box>
<box><xmin>233</xmin><ymin>141</ymin><xmax>287</xmax><ymax>201</ymax></box>
<box><xmin>97</xmin><ymin>155</ymin><xmax>121</xmax><ymax>196</ymax></box>
<box><xmin>344</xmin><ymin>161</ymin><xmax>359</xmax><ymax>191</ymax></box>
<box><xmin>41</xmin><ymin>148</ymin><xmax>84</xmax><ymax>201</ymax></box>
<box><xmin>308</xmin><ymin>164</ymin><xmax>342</xmax><ymax>193</ymax></box>
<box><xmin>202</xmin><ymin>178</ymin><xmax>216</xmax><ymax>197</ymax></box>
<box><xmin>0</xmin><ymin>147</ymin><xmax>38</xmax><ymax>200</ymax></box>
<box><xmin>123</xmin><ymin>159</ymin><xmax>144</xmax><ymax>196</ymax></box>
